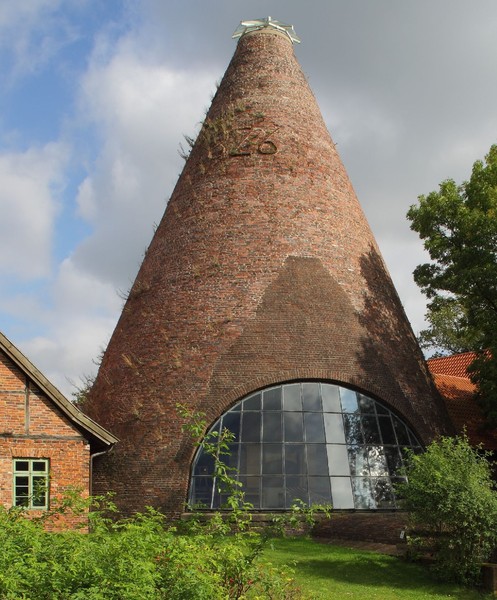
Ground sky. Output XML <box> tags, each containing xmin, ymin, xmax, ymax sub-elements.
<box><xmin>1</xmin><ymin>0</ymin><xmax>496</xmax><ymax>398</ymax></box>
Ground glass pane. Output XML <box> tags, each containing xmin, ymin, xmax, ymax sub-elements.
<box><xmin>384</xmin><ymin>446</ymin><xmax>403</xmax><ymax>475</ymax></box>
<box><xmin>375</xmin><ymin>402</ymin><xmax>389</xmax><ymax>415</ymax></box>
<box><xmin>343</xmin><ymin>414</ymin><xmax>363</xmax><ymax>444</ymax></box>
<box><xmin>407</xmin><ymin>428</ymin><xmax>420</xmax><ymax>446</ymax></box>
<box><xmin>284</xmin><ymin>412</ymin><xmax>304</xmax><ymax>442</ymax></box>
<box><xmin>285</xmin><ymin>476</ymin><xmax>308</xmax><ymax>507</ymax></box>
<box><xmin>32</xmin><ymin>461</ymin><xmax>47</xmax><ymax>472</ymax></box>
<box><xmin>221</xmin><ymin>412</ymin><xmax>241</xmax><ymax>441</ymax></box>
<box><xmin>304</xmin><ymin>413</ymin><xmax>325</xmax><ymax>443</ymax></box>
<box><xmin>32</xmin><ymin>476</ymin><xmax>47</xmax><ymax>507</ymax></box>
<box><xmin>367</xmin><ymin>446</ymin><xmax>389</xmax><ymax>476</ymax></box>
<box><xmin>324</xmin><ymin>413</ymin><xmax>346</xmax><ymax>443</ymax></box>
<box><xmin>352</xmin><ymin>477</ymin><xmax>376</xmax><ymax>509</ymax></box>
<box><xmin>362</xmin><ymin>415</ymin><xmax>381</xmax><ymax>444</ymax></box>
<box><xmin>219</xmin><ymin>443</ymin><xmax>239</xmax><ymax>469</ymax></box>
<box><xmin>308</xmin><ymin>477</ymin><xmax>331</xmax><ymax>504</ymax></box>
<box><xmin>15</xmin><ymin>476</ymin><xmax>29</xmax><ymax>486</ymax></box>
<box><xmin>242</xmin><ymin>412</ymin><xmax>261</xmax><ymax>442</ymax></box>
<box><xmin>321</xmin><ymin>384</ymin><xmax>341</xmax><ymax>412</ymax></box>
<box><xmin>240</xmin><ymin>476</ymin><xmax>260</xmax><ymax>508</ymax></box>
<box><xmin>348</xmin><ymin>446</ymin><xmax>369</xmax><ymax>476</ymax></box>
<box><xmin>371</xmin><ymin>477</ymin><xmax>395</xmax><ymax>509</ymax></box>
<box><xmin>239</xmin><ymin>444</ymin><xmax>261</xmax><ymax>474</ymax></box>
<box><xmin>284</xmin><ymin>444</ymin><xmax>306</xmax><ymax>475</ymax></box>
<box><xmin>358</xmin><ymin>394</ymin><xmax>375</xmax><ymax>414</ymax></box>
<box><xmin>327</xmin><ymin>444</ymin><xmax>350</xmax><ymax>476</ymax></box>
<box><xmin>302</xmin><ymin>383</ymin><xmax>321</xmax><ymax>411</ymax></box>
<box><xmin>15</xmin><ymin>491</ymin><xmax>29</xmax><ymax>507</ymax></box>
<box><xmin>283</xmin><ymin>384</ymin><xmax>301</xmax><ymax>411</ymax></box>
<box><xmin>307</xmin><ymin>444</ymin><xmax>329</xmax><ymax>475</ymax></box>
<box><xmin>330</xmin><ymin>477</ymin><xmax>354</xmax><ymax>509</ymax></box>
<box><xmin>378</xmin><ymin>416</ymin><xmax>396</xmax><ymax>445</ymax></box>
<box><xmin>14</xmin><ymin>461</ymin><xmax>29</xmax><ymax>472</ymax></box>
<box><xmin>263</xmin><ymin>387</ymin><xmax>281</xmax><ymax>410</ymax></box>
<box><xmin>262</xmin><ymin>476</ymin><xmax>285</xmax><ymax>508</ymax></box>
<box><xmin>191</xmin><ymin>477</ymin><xmax>214</xmax><ymax>507</ymax></box>
<box><xmin>262</xmin><ymin>444</ymin><xmax>283</xmax><ymax>474</ymax></box>
<box><xmin>393</xmin><ymin>418</ymin><xmax>410</xmax><ymax>445</ymax></box>
<box><xmin>263</xmin><ymin>412</ymin><xmax>282</xmax><ymax>442</ymax></box>
<box><xmin>243</xmin><ymin>393</ymin><xmax>261</xmax><ymax>411</ymax></box>
<box><xmin>194</xmin><ymin>451</ymin><xmax>215</xmax><ymax>475</ymax></box>
<box><xmin>340</xmin><ymin>388</ymin><xmax>358</xmax><ymax>413</ymax></box>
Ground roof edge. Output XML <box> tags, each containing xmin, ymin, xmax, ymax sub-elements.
<box><xmin>0</xmin><ymin>332</ymin><xmax>118</xmax><ymax>448</ymax></box>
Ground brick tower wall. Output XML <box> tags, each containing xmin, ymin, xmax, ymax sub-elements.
<box><xmin>85</xmin><ymin>29</ymin><xmax>453</xmax><ymax>516</ymax></box>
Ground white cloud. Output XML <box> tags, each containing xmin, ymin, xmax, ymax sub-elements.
<box><xmin>0</xmin><ymin>142</ymin><xmax>67</xmax><ymax>279</ymax></box>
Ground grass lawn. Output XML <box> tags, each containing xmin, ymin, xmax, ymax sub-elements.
<box><xmin>264</xmin><ymin>537</ymin><xmax>492</xmax><ymax>599</ymax></box>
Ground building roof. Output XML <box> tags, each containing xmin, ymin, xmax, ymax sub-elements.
<box><xmin>0</xmin><ymin>331</ymin><xmax>118</xmax><ymax>452</ymax></box>
<box><xmin>427</xmin><ymin>355</ymin><xmax>497</xmax><ymax>450</ymax></box>
<box><xmin>427</xmin><ymin>351</ymin><xmax>478</xmax><ymax>377</ymax></box>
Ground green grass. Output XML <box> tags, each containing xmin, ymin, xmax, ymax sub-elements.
<box><xmin>263</xmin><ymin>537</ymin><xmax>492</xmax><ymax>599</ymax></box>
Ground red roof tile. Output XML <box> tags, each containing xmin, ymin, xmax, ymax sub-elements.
<box><xmin>427</xmin><ymin>352</ymin><xmax>478</xmax><ymax>378</ymax></box>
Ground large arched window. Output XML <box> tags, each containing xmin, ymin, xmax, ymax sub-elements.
<box><xmin>189</xmin><ymin>382</ymin><xmax>421</xmax><ymax>510</ymax></box>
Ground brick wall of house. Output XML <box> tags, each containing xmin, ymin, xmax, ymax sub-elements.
<box><xmin>0</xmin><ymin>349</ymin><xmax>90</xmax><ymax>529</ymax></box>
<box><xmin>86</xmin><ymin>28</ymin><xmax>453</xmax><ymax>517</ymax></box>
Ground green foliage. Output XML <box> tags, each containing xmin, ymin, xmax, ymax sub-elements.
<box><xmin>398</xmin><ymin>435</ymin><xmax>497</xmax><ymax>584</ymax></box>
<box><xmin>407</xmin><ymin>144</ymin><xmax>497</xmax><ymax>423</ymax></box>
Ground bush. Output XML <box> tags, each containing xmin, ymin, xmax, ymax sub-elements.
<box><xmin>399</xmin><ymin>435</ymin><xmax>497</xmax><ymax>584</ymax></box>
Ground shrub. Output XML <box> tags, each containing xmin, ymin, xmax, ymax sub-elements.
<box><xmin>399</xmin><ymin>435</ymin><xmax>497</xmax><ymax>584</ymax></box>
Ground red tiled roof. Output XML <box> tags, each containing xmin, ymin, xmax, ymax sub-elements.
<box><xmin>427</xmin><ymin>352</ymin><xmax>478</xmax><ymax>378</ymax></box>
<box><xmin>429</xmin><ymin>371</ymin><xmax>497</xmax><ymax>450</ymax></box>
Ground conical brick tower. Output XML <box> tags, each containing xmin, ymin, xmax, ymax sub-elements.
<box><xmin>86</xmin><ymin>19</ymin><xmax>452</xmax><ymax>516</ymax></box>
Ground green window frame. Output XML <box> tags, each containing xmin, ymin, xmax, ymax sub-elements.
<box><xmin>13</xmin><ymin>459</ymin><xmax>49</xmax><ymax>509</ymax></box>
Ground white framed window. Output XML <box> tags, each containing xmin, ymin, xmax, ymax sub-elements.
<box><xmin>13</xmin><ymin>459</ymin><xmax>49</xmax><ymax>509</ymax></box>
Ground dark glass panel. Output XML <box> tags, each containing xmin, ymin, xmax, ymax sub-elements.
<box><xmin>348</xmin><ymin>446</ymin><xmax>369</xmax><ymax>476</ymax></box>
<box><xmin>351</xmin><ymin>477</ymin><xmax>376</xmax><ymax>509</ymax></box>
<box><xmin>219</xmin><ymin>443</ymin><xmax>239</xmax><ymax>470</ymax></box>
<box><xmin>243</xmin><ymin>393</ymin><xmax>261</xmax><ymax>411</ymax></box>
<box><xmin>358</xmin><ymin>394</ymin><xmax>375</xmax><ymax>414</ymax></box>
<box><xmin>391</xmin><ymin>477</ymin><xmax>408</xmax><ymax>504</ymax></box>
<box><xmin>263</xmin><ymin>412</ymin><xmax>282</xmax><ymax>442</ymax></box>
<box><xmin>285</xmin><ymin>476</ymin><xmax>308</xmax><ymax>507</ymax></box>
<box><xmin>15</xmin><ymin>461</ymin><xmax>29</xmax><ymax>471</ymax></box>
<box><xmin>32</xmin><ymin>476</ymin><xmax>47</xmax><ymax>507</ymax></box>
<box><xmin>308</xmin><ymin>477</ymin><xmax>331</xmax><ymax>504</ymax></box>
<box><xmin>242</xmin><ymin>412</ymin><xmax>261</xmax><ymax>442</ymax></box>
<box><xmin>33</xmin><ymin>461</ymin><xmax>47</xmax><ymax>472</ymax></box>
<box><xmin>321</xmin><ymin>384</ymin><xmax>341</xmax><ymax>412</ymax></box>
<box><xmin>239</xmin><ymin>476</ymin><xmax>261</xmax><ymax>508</ymax></box>
<box><xmin>285</xmin><ymin>444</ymin><xmax>306</xmax><ymax>475</ymax></box>
<box><xmin>340</xmin><ymin>388</ymin><xmax>358</xmax><ymax>413</ymax></box>
<box><xmin>190</xmin><ymin>477</ymin><xmax>214</xmax><ymax>508</ymax></box>
<box><xmin>239</xmin><ymin>444</ymin><xmax>261</xmax><ymax>475</ymax></box>
<box><xmin>362</xmin><ymin>415</ymin><xmax>382</xmax><ymax>444</ymax></box>
<box><xmin>384</xmin><ymin>446</ymin><xmax>403</xmax><ymax>475</ymax></box>
<box><xmin>393</xmin><ymin>418</ymin><xmax>410</xmax><ymax>445</ymax></box>
<box><xmin>304</xmin><ymin>413</ymin><xmax>325</xmax><ymax>443</ymax></box>
<box><xmin>231</xmin><ymin>401</ymin><xmax>241</xmax><ymax>411</ymax></box>
<box><xmin>375</xmin><ymin>402</ymin><xmax>389</xmax><ymax>415</ymax></box>
<box><xmin>366</xmin><ymin>446</ymin><xmax>389</xmax><ymax>476</ymax></box>
<box><xmin>262</xmin><ymin>444</ymin><xmax>283</xmax><ymax>474</ymax></box>
<box><xmin>343</xmin><ymin>414</ymin><xmax>363</xmax><ymax>445</ymax></box>
<box><xmin>378</xmin><ymin>415</ymin><xmax>396</xmax><ymax>445</ymax></box>
<box><xmin>307</xmin><ymin>444</ymin><xmax>329</xmax><ymax>475</ymax></box>
<box><xmin>194</xmin><ymin>450</ymin><xmax>215</xmax><ymax>475</ymax></box>
<box><xmin>15</xmin><ymin>476</ymin><xmax>29</xmax><ymax>486</ymax></box>
<box><xmin>283</xmin><ymin>384</ymin><xmax>301</xmax><ymax>411</ymax></box>
<box><xmin>221</xmin><ymin>412</ymin><xmax>241</xmax><ymax>441</ymax></box>
<box><xmin>371</xmin><ymin>477</ymin><xmax>395</xmax><ymax>509</ymax></box>
<box><xmin>302</xmin><ymin>382</ymin><xmax>321</xmax><ymax>411</ymax></box>
<box><xmin>262</xmin><ymin>476</ymin><xmax>285</xmax><ymax>508</ymax></box>
<box><xmin>15</xmin><ymin>491</ymin><xmax>29</xmax><ymax>507</ymax></box>
<box><xmin>407</xmin><ymin>428</ymin><xmax>420</xmax><ymax>447</ymax></box>
<box><xmin>263</xmin><ymin>387</ymin><xmax>282</xmax><ymax>410</ymax></box>
<box><xmin>284</xmin><ymin>412</ymin><xmax>304</xmax><ymax>442</ymax></box>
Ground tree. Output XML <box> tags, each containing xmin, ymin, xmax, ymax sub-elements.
<box><xmin>407</xmin><ymin>144</ymin><xmax>497</xmax><ymax>424</ymax></box>
<box><xmin>399</xmin><ymin>435</ymin><xmax>497</xmax><ymax>584</ymax></box>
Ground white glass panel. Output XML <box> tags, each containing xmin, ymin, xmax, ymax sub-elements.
<box><xmin>327</xmin><ymin>444</ymin><xmax>350</xmax><ymax>476</ymax></box>
<box><xmin>323</xmin><ymin>413</ymin><xmax>346</xmax><ymax>444</ymax></box>
<box><xmin>330</xmin><ymin>477</ymin><xmax>354</xmax><ymax>508</ymax></box>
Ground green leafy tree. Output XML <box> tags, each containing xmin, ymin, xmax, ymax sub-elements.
<box><xmin>399</xmin><ymin>435</ymin><xmax>497</xmax><ymax>584</ymax></box>
<box><xmin>407</xmin><ymin>144</ymin><xmax>497</xmax><ymax>423</ymax></box>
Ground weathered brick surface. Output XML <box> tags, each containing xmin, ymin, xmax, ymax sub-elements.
<box><xmin>0</xmin><ymin>349</ymin><xmax>90</xmax><ymax>529</ymax></box>
<box><xmin>86</xmin><ymin>29</ymin><xmax>453</xmax><ymax>517</ymax></box>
